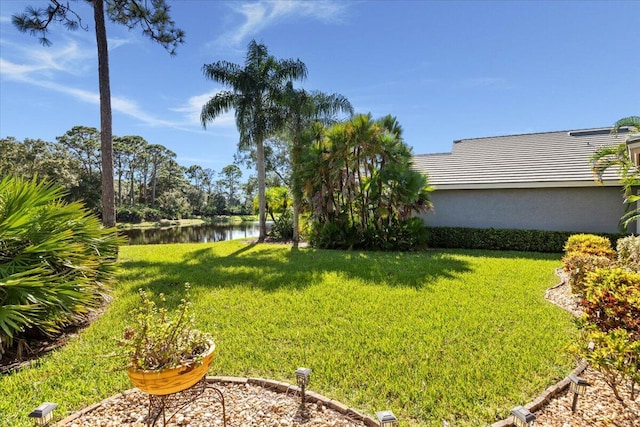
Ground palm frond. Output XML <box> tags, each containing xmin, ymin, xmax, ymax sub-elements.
<box><xmin>200</xmin><ymin>91</ymin><xmax>236</xmax><ymax>128</ymax></box>
<box><xmin>589</xmin><ymin>143</ymin><xmax>627</xmax><ymax>183</ymax></box>
<box><xmin>1</xmin><ymin>176</ymin><xmax>123</xmax><ymax>355</ymax></box>
<box><xmin>612</xmin><ymin>115</ymin><xmax>640</xmax><ymax>135</ymax></box>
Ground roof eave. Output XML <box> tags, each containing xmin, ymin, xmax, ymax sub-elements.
<box><xmin>430</xmin><ymin>180</ymin><xmax>623</xmax><ymax>191</ymax></box>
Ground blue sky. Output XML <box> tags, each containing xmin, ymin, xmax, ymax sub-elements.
<box><xmin>1</xmin><ymin>0</ymin><xmax>638</xmax><ymax>177</ymax></box>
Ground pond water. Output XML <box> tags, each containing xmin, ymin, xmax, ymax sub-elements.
<box><xmin>122</xmin><ymin>222</ymin><xmax>267</xmax><ymax>245</ymax></box>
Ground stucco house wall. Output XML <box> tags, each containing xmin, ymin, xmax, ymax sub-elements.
<box><xmin>419</xmin><ymin>186</ymin><xmax>626</xmax><ymax>233</ymax></box>
<box><xmin>412</xmin><ymin>127</ymin><xmax>632</xmax><ymax>234</ymax></box>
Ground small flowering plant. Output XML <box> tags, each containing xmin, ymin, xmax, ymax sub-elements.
<box><xmin>117</xmin><ymin>283</ymin><xmax>213</xmax><ymax>371</ymax></box>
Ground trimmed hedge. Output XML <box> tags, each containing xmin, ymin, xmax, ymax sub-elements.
<box><xmin>426</xmin><ymin>226</ymin><xmax>626</xmax><ymax>253</ymax></box>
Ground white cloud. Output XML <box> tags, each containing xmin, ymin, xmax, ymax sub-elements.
<box><xmin>215</xmin><ymin>0</ymin><xmax>348</xmax><ymax>48</ymax></box>
<box><xmin>108</xmin><ymin>37</ymin><xmax>134</xmax><ymax>51</ymax></box>
<box><xmin>171</xmin><ymin>90</ymin><xmax>236</xmax><ymax>129</ymax></box>
<box><xmin>0</xmin><ymin>60</ymin><xmax>186</xmax><ymax>129</ymax></box>
<box><xmin>30</xmin><ymin>40</ymin><xmax>94</xmax><ymax>75</ymax></box>
<box><xmin>0</xmin><ymin>58</ymin><xmax>42</xmax><ymax>79</ymax></box>
<box><xmin>0</xmin><ymin>35</ymin><xmax>182</xmax><ymax>128</ymax></box>
<box><xmin>0</xmin><ymin>37</ymin><xmax>94</xmax><ymax>77</ymax></box>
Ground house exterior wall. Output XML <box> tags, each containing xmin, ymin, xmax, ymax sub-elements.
<box><xmin>419</xmin><ymin>186</ymin><xmax>627</xmax><ymax>233</ymax></box>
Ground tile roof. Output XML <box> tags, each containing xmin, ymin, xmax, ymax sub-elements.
<box><xmin>412</xmin><ymin>127</ymin><xmax>629</xmax><ymax>189</ymax></box>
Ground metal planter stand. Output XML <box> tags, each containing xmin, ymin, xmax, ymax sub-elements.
<box><xmin>146</xmin><ymin>376</ymin><xmax>226</xmax><ymax>427</ymax></box>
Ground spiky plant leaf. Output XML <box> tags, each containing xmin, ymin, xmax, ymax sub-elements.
<box><xmin>0</xmin><ymin>176</ymin><xmax>124</xmax><ymax>356</ymax></box>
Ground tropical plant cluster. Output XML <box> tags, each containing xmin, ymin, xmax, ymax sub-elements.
<box><xmin>200</xmin><ymin>40</ymin><xmax>357</xmax><ymax>245</ymax></box>
<box><xmin>299</xmin><ymin>114</ymin><xmax>433</xmax><ymax>250</ymax></box>
<box><xmin>0</xmin><ymin>176</ymin><xmax>123</xmax><ymax>359</ymax></box>
<box><xmin>565</xmin><ymin>234</ymin><xmax>640</xmax><ymax>404</ymax></box>
<box><xmin>0</xmin><ymin>131</ymin><xmax>256</xmax><ymax>221</ymax></box>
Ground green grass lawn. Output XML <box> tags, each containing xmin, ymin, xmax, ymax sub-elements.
<box><xmin>0</xmin><ymin>241</ymin><xmax>576</xmax><ymax>426</ymax></box>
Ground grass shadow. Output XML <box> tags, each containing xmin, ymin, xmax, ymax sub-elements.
<box><xmin>117</xmin><ymin>243</ymin><xmax>473</xmax><ymax>297</ymax></box>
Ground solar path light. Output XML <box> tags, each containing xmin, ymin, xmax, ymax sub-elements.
<box><xmin>510</xmin><ymin>405</ymin><xmax>535</xmax><ymax>427</ymax></box>
<box><xmin>28</xmin><ymin>402</ymin><xmax>57</xmax><ymax>426</ymax></box>
<box><xmin>376</xmin><ymin>409</ymin><xmax>398</xmax><ymax>427</ymax></box>
<box><xmin>568</xmin><ymin>374</ymin><xmax>590</xmax><ymax>413</ymax></box>
<box><xmin>295</xmin><ymin>367</ymin><xmax>311</xmax><ymax>404</ymax></box>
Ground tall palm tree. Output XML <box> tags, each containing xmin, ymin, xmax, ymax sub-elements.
<box><xmin>201</xmin><ymin>40</ymin><xmax>307</xmax><ymax>242</ymax></box>
<box><xmin>590</xmin><ymin>115</ymin><xmax>640</xmax><ymax>228</ymax></box>
<box><xmin>281</xmin><ymin>85</ymin><xmax>353</xmax><ymax>247</ymax></box>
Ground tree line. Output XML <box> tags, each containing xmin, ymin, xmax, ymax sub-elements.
<box><xmin>0</xmin><ymin>127</ymin><xmax>256</xmax><ymax>221</ymax></box>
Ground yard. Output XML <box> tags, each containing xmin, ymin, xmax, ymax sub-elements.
<box><xmin>0</xmin><ymin>241</ymin><xmax>576</xmax><ymax>426</ymax></box>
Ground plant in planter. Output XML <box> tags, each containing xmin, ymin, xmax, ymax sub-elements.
<box><xmin>117</xmin><ymin>283</ymin><xmax>215</xmax><ymax>395</ymax></box>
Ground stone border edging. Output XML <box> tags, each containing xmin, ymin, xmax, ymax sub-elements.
<box><xmin>54</xmin><ymin>375</ymin><xmax>379</xmax><ymax>427</ymax></box>
<box><xmin>490</xmin><ymin>361</ymin><xmax>588</xmax><ymax>427</ymax></box>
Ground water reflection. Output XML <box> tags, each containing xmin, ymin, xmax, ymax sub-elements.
<box><xmin>122</xmin><ymin>222</ymin><xmax>266</xmax><ymax>245</ymax></box>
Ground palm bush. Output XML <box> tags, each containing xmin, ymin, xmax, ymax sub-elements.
<box><xmin>0</xmin><ymin>176</ymin><xmax>123</xmax><ymax>358</ymax></box>
<box><xmin>302</xmin><ymin>114</ymin><xmax>433</xmax><ymax>250</ymax></box>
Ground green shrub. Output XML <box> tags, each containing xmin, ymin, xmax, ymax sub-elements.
<box><xmin>561</xmin><ymin>234</ymin><xmax>619</xmax><ymax>294</ymax></box>
<box><xmin>561</xmin><ymin>254</ymin><xmax>612</xmax><ymax>294</ymax></box>
<box><xmin>582</xmin><ymin>328</ymin><xmax>639</xmax><ymax>402</ymax></box>
<box><xmin>363</xmin><ymin>217</ymin><xmax>430</xmax><ymax>251</ymax></box>
<box><xmin>268</xmin><ymin>208</ymin><xmax>294</xmax><ymax>241</ymax></box>
<box><xmin>308</xmin><ymin>219</ymin><xmax>358</xmax><ymax>249</ymax></box>
<box><xmin>617</xmin><ymin>235</ymin><xmax>640</xmax><ymax>271</ymax></box>
<box><xmin>142</xmin><ymin>207</ymin><xmax>163</xmax><ymax>222</ymax></box>
<box><xmin>309</xmin><ymin>218</ymin><xmax>429</xmax><ymax>251</ymax></box>
<box><xmin>0</xmin><ymin>176</ymin><xmax>124</xmax><ymax>357</ymax></box>
<box><xmin>116</xmin><ymin>206</ymin><xmax>144</xmax><ymax>223</ymax></box>
<box><xmin>564</xmin><ymin>233</ymin><xmax>616</xmax><ymax>258</ymax></box>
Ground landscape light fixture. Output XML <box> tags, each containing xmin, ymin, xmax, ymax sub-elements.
<box><xmin>626</xmin><ymin>134</ymin><xmax>640</xmax><ymax>166</ymax></box>
<box><xmin>568</xmin><ymin>374</ymin><xmax>590</xmax><ymax>413</ymax></box>
<box><xmin>295</xmin><ymin>367</ymin><xmax>311</xmax><ymax>404</ymax></box>
<box><xmin>376</xmin><ymin>409</ymin><xmax>398</xmax><ymax>427</ymax></box>
<box><xmin>28</xmin><ymin>402</ymin><xmax>57</xmax><ymax>426</ymax></box>
<box><xmin>510</xmin><ymin>405</ymin><xmax>535</xmax><ymax>427</ymax></box>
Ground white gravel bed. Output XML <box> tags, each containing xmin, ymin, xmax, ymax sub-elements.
<box><xmin>534</xmin><ymin>366</ymin><xmax>639</xmax><ymax>427</ymax></box>
<box><xmin>60</xmin><ymin>382</ymin><xmax>368</xmax><ymax>427</ymax></box>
